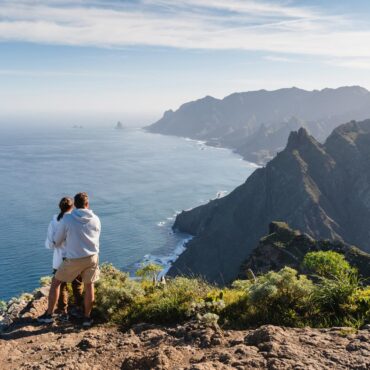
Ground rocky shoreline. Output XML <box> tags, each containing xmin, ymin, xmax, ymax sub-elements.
<box><xmin>1</xmin><ymin>289</ymin><xmax>370</xmax><ymax>369</ymax></box>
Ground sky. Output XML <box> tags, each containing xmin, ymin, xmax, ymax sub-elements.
<box><xmin>1</xmin><ymin>0</ymin><xmax>370</xmax><ymax>124</ymax></box>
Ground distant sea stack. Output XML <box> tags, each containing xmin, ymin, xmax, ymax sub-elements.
<box><xmin>169</xmin><ymin>119</ymin><xmax>370</xmax><ymax>284</ymax></box>
<box><xmin>146</xmin><ymin>86</ymin><xmax>370</xmax><ymax>164</ymax></box>
<box><xmin>115</xmin><ymin>121</ymin><xmax>124</xmax><ymax>130</ymax></box>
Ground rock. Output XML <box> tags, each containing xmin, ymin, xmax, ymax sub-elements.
<box><xmin>217</xmin><ymin>352</ymin><xmax>233</xmax><ymax>364</ymax></box>
<box><xmin>38</xmin><ymin>286</ymin><xmax>50</xmax><ymax>297</ymax></box>
<box><xmin>122</xmin><ymin>346</ymin><xmax>186</xmax><ymax>370</ymax></box>
<box><xmin>115</xmin><ymin>121</ymin><xmax>124</xmax><ymax>130</ymax></box>
<box><xmin>245</xmin><ymin>325</ymin><xmax>287</xmax><ymax>346</ymax></box>
<box><xmin>77</xmin><ymin>338</ymin><xmax>97</xmax><ymax>351</ymax></box>
<box><xmin>229</xmin><ymin>339</ymin><xmax>244</xmax><ymax>346</ymax></box>
<box><xmin>211</xmin><ymin>337</ymin><xmax>223</xmax><ymax>346</ymax></box>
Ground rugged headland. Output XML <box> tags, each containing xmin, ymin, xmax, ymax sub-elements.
<box><xmin>169</xmin><ymin>119</ymin><xmax>370</xmax><ymax>284</ymax></box>
<box><xmin>239</xmin><ymin>221</ymin><xmax>370</xmax><ymax>279</ymax></box>
<box><xmin>146</xmin><ymin>86</ymin><xmax>370</xmax><ymax>164</ymax></box>
<box><xmin>1</xmin><ymin>290</ymin><xmax>370</xmax><ymax>370</ymax></box>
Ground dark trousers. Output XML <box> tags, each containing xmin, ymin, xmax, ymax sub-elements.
<box><xmin>53</xmin><ymin>270</ymin><xmax>84</xmax><ymax>312</ymax></box>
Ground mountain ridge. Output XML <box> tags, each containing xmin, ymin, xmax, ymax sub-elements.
<box><xmin>168</xmin><ymin>119</ymin><xmax>370</xmax><ymax>284</ymax></box>
<box><xmin>146</xmin><ymin>86</ymin><xmax>370</xmax><ymax>164</ymax></box>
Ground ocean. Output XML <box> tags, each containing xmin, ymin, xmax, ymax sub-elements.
<box><xmin>0</xmin><ymin>126</ymin><xmax>255</xmax><ymax>301</ymax></box>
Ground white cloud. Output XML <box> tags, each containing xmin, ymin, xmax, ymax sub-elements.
<box><xmin>0</xmin><ymin>1</ymin><xmax>369</xmax><ymax>62</ymax></box>
<box><xmin>144</xmin><ymin>0</ymin><xmax>315</xmax><ymax>19</ymax></box>
<box><xmin>0</xmin><ymin>69</ymin><xmax>131</xmax><ymax>77</ymax></box>
<box><xmin>326</xmin><ymin>58</ymin><xmax>370</xmax><ymax>70</ymax></box>
<box><xmin>264</xmin><ymin>55</ymin><xmax>297</xmax><ymax>63</ymax></box>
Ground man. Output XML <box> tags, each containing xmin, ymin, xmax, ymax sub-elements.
<box><xmin>38</xmin><ymin>192</ymin><xmax>101</xmax><ymax>327</ymax></box>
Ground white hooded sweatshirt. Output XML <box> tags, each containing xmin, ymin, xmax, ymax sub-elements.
<box><xmin>54</xmin><ymin>208</ymin><xmax>101</xmax><ymax>259</ymax></box>
<box><xmin>45</xmin><ymin>214</ymin><xmax>66</xmax><ymax>269</ymax></box>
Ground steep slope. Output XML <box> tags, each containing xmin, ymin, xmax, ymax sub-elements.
<box><xmin>146</xmin><ymin>86</ymin><xmax>370</xmax><ymax>164</ymax></box>
<box><xmin>240</xmin><ymin>221</ymin><xmax>370</xmax><ymax>279</ymax></box>
<box><xmin>169</xmin><ymin>120</ymin><xmax>370</xmax><ymax>284</ymax></box>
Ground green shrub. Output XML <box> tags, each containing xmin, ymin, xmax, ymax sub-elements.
<box><xmin>198</xmin><ymin>312</ymin><xmax>220</xmax><ymax>326</ymax></box>
<box><xmin>188</xmin><ymin>289</ymin><xmax>226</xmax><ymax>325</ymax></box>
<box><xmin>95</xmin><ymin>266</ymin><xmax>216</xmax><ymax>325</ymax></box>
<box><xmin>231</xmin><ymin>279</ymin><xmax>253</xmax><ymax>291</ymax></box>
<box><xmin>0</xmin><ymin>300</ymin><xmax>7</xmax><ymax>314</ymax></box>
<box><xmin>349</xmin><ymin>287</ymin><xmax>370</xmax><ymax>323</ymax></box>
<box><xmin>303</xmin><ymin>251</ymin><xmax>366</xmax><ymax>327</ymax></box>
<box><xmin>125</xmin><ymin>277</ymin><xmax>212</xmax><ymax>325</ymax></box>
<box><xmin>218</xmin><ymin>286</ymin><xmax>249</xmax><ymax>328</ymax></box>
<box><xmin>136</xmin><ymin>263</ymin><xmax>162</xmax><ymax>282</ymax></box>
<box><xmin>19</xmin><ymin>293</ymin><xmax>34</xmax><ymax>302</ymax></box>
<box><xmin>246</xmin><ymin>267</ymin><xmax>314</xmax><ymax>326</ymax></box>
<box><xmin>311</xmin><ymin>271</ymin><xmax>362</xmax><ymax>326</ymax></box>
<box><xmin>303</xmin><ymin>251</ymin><xmax>356</xmax><ymax>279</ymax></box>
<box><xmin>39</xmin><ymin>276</ymin><xmax>52</xmax><ymax>287</ymax></box>
<box><xmin>95</xmin><ymin>263</ymin><xmax>144</xmax><ymax>321</ymax></box>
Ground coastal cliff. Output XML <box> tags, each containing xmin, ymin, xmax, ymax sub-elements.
<box><xmin>169</xmin><ymin>120</ymin><xmax>370</xmax><ymax>284</ymax></box>
<box><xmin>146</xmin><ymin>86</ymin><xmax>370</xmax><ymax>164</ymax></box>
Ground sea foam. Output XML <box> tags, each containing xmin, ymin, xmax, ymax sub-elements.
<box><xmin>135</xmin><ymin>235</ymin><xmax>193</xmax><ymax>278</ymax></box>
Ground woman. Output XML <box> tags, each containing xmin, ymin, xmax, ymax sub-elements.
<box><xmin>45</xmin><ymin>197</ymin><xmax>83</xmax><ymax>321</ymax></box>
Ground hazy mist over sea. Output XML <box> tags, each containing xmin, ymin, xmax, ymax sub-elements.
<box><xmin>0</xmin><ymin>112</ymin><xmax>160</xmax><ymax>130</ymax></box>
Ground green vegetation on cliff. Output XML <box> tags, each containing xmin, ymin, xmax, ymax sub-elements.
<box><xmin>93</xmin><ymin>251</ymin><xmax>370</xmax><ymax>329</ymax></box>
<box><xmin>241</xmin><ymin>222</ymin><xmax>370</xmax><ymax>279</ymax></box>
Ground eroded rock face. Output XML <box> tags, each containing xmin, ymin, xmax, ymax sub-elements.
<box><xmin>244</xmin><ymin>325</ymin><xmax>370</xmax><ymax>370</ymax></box>
<box><xmin>170</xmin><ymin>120</ymin><xmax>370</xmax><ymax>284</ymax></box>
<box><xmin>1</xmin><ymin>310</ymin><xmax>369</xmax><ymax>370</ymax></box>
<box><xmin>0</xmin><ymin>288</ymin><xmax>49</xmax><ymax>333</ymax></box>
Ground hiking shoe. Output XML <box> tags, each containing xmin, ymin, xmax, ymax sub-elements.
<box><xmin>82</xmin><ymin>317</ymin><xmax>93</xmax><ymax>328</ymax></box>
<box><xmin>37</xmin><ymin>312</ymin><xmax>54</xmax><ymax>324</ymax></box>
<box><xmin>69</xmin><ymin>306</ymin><xmax>84</xmax><ymax>319</ymax></box>
<box><xmin>57</xmin><ymin>313</ymin><xmax>69</xmax><ymax>323</ymax></box>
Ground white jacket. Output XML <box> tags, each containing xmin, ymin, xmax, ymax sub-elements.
<box><xmin>45</xmin><ymin>214</ymin><xmax>66</xmax><ymax>269</ymax></box>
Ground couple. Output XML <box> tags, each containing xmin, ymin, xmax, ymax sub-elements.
<box><xmin>38</xmin><ymin>192</ymin><xmax>101</xmax><ymax>327</ymax></box>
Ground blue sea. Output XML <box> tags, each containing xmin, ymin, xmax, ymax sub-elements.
<box><xmin>0</xmin><ymin>126</ymin><xmax>255</xmax><ymax>301</ymax></box>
